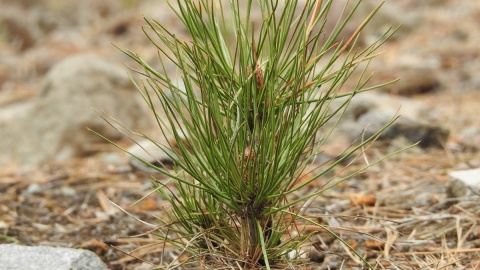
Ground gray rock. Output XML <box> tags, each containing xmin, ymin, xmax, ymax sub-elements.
<box><xmin>127</xmin><ymin>138</ymin><xmax>178</xmax><ymax>172</ymax></box>
<box><xmin>331</xmin><ymin>92</ymin><xmax>449</xmax><ymax>148</ymax></box>
<box><xmin>0</xmin><ymin>54</ymin><xmax>151</xmax><ymax>167</ymax></box>
<box><xmin>459</xmin><ymin>126</ymin><xmax>480</xmax><ymax>148</ymax></box>
<box><xmin>0</xmin><ymin>244</ymin><xmax>109</xmax><ymax>270</ymax></box>
<box><xmin>355</xmin><ymin>109</ymin><xmax>449</xmax><ymax>148</ymax></box>
<box><xmin>379</xmin><ymin>68</ymin><xmax>441</xmax><ymax>96</ymax></box>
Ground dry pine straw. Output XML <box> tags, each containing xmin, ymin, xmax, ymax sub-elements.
<box><xmin>308</xmin><ymin>144</ymin><xmax>480</xmax><ymax>269</ymax></box>
<box><xmin>1</xmin><ymin>139</ymin><xmax>479</xmax><ymax>269</ymax></box>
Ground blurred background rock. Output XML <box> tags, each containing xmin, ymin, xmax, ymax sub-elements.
<box><xmin>0</xmin><ymin>0</ymin><xmax>478</xmax><ymax>168</ymax></box>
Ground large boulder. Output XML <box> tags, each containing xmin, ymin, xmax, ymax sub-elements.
<box><xmin>0</xmin><ymin>54</ymin><xmax>150</xmax><ymax>167</ymax></box>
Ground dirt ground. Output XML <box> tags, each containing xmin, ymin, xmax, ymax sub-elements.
<box><xmin>1</xmin><ymin>1</ymin><xmax>479</xmax><ymax>269</ymax></box>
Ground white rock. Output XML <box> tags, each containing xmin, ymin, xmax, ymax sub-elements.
<box><xmin>26</xmin><ymin>183</ymin><xmax>43</xmax><ymax>195</ymax></box>
<box><xmin>60</xmin><ymin>187</ymin><xmax>77</xmax><ymax>197</ymax></box>
<box><xmin>447</xmin><ymin>168</ymin><xmax>480</xmax><ymax>198</ymax></box>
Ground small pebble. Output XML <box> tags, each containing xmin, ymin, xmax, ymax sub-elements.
<box><xmin>0</xmin><ymin>221</ymin><xmax>8</xmax><ymax>229</ymax></box>
<box><xmin>100</xmin><ymin>152</ymin><xmax>125</xmax><ymax>165</ymax></box>
<box><xmin>114</xmin><ymin>165</ymin><xmax>132</xmax><ymax>174</ymax></box>
<box><xmin>61</xmin><ymin>187</ymin><xmax>77</xmax><ymax>197</ymax></box>
<box><xmin>26</xmin><ymin>183</ymin><xmax>42</xmax><ymax>194</ymax></box>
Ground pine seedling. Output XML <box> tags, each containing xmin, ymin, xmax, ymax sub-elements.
<box><xmin>104</xmin><ymin>0</ymin><xmax>403</xmax><ymax>268</ymax></box>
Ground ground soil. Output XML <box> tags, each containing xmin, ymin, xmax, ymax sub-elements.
<box><xmin>1</xmin><ymin>1</ymin><xmax>479</xmax><ymax>269</ymax></box>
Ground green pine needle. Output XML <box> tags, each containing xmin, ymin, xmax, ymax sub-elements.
<box><xmin>116</xmin><ymin>0</ymin><xmax>399</xmax><ymax>268</ymax></box>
